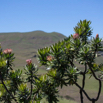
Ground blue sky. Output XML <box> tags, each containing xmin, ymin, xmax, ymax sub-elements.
<box><xmin>0</xmin><ymin>0</ymin><xmax>103</xmax><ymax>38</ymax></box>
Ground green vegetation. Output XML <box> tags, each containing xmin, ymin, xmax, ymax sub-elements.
<box><xmin>0</xmin><ymin>22</ymin><xmax>103</xmax><ymax>103</ymax></box>
<box><xmin>37</xmin><ymin>20</ymin><xmax>103</xmax><ymax>103</ymax></box>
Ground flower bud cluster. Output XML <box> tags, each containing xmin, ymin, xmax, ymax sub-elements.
<box><xmin>47</xmin><ymin>55</ymin><xmax>53</xmax><ymax>61</ymax></box>
<box><xmin>3</xmin><ymin>49</ymin><xmax>12</xmax><ymax>54</ymax></box>
<box><xmin>96</xmin><ymin>34</ymin><xmax>99</xmax><ymax>39</ymax></box>
<box><xmin>73</xmin><ymin>33</ymin><xmax>79</xmax><ymax>39</ymax></box>
<box><xmin>26</xmin><ymin>59</ymin><xmax>32</xmax><ymax>65</ymax></box>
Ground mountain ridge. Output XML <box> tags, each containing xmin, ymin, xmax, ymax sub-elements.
<box><xmin>0</xmin><ymin>30</ymin><xmax>66</xmax><ymax>51</ymax></box>
<box><xmin>0</xmin><ymin>30</ymin><xmax>64</xmax><ymax>34</ymax></box>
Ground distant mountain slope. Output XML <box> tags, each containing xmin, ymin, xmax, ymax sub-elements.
<box><xmin>0</xmin><ymin>31</ymin><xmax>66</xmax><ymax>68</ymax></box>
<box><xmin>0</xmin><ymin>30</ymin><xmax>66</xmax><ymax>50</ymax></box>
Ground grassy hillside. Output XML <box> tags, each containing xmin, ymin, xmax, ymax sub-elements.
<box><xmin>0</xmin><ymin>30</ymin><xmax>66</xmax><ymax>50</ymax></box>
<box><xmin>0</xmin><ymin>30</ymin><xmax>66</xmax><ymax>68</ymax></box>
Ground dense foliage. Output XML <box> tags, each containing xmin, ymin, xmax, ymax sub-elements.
<box><xmin>0</xmin><ymin>20</ymin><xmax>103</xmax><ymax>103</ymax></box>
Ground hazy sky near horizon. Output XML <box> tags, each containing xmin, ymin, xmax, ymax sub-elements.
<box><xmin>0</xmin><ymin>0</ymin><xmax>103</xmax><ymax>38</ymax></box>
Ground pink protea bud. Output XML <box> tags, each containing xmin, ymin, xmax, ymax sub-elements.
<box><xmin>7</xmin><ymin>49</ymin><xmax>12</xmax><ymax>54</ymax></box>
<box><xmin>3</xmin><ymin>49</ymin><xmax>12</xmax><ymax>54</ymax></box>
<box><xmin>3</xmin><ymin>49</ymin><xmax>8</xmax><ymax>54</ymax></box>
<box><xmin>73</xmin><ymin>33</ymin><xmax>79</xmax><ymax>39</ymax></box>
<box><xmin>26</xmin><ymin>59</ymin><xmax>32</xmax><ymax>65</ymax></box>
<box><xmin>47</xmin><ymin>56</ymin><xmax>53</xmax><ymax>61</ymax></box>
<box><xmin>96</xmin><ymin>34</ymin><xmax>99</xmax><ymax>39</ymax></box>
